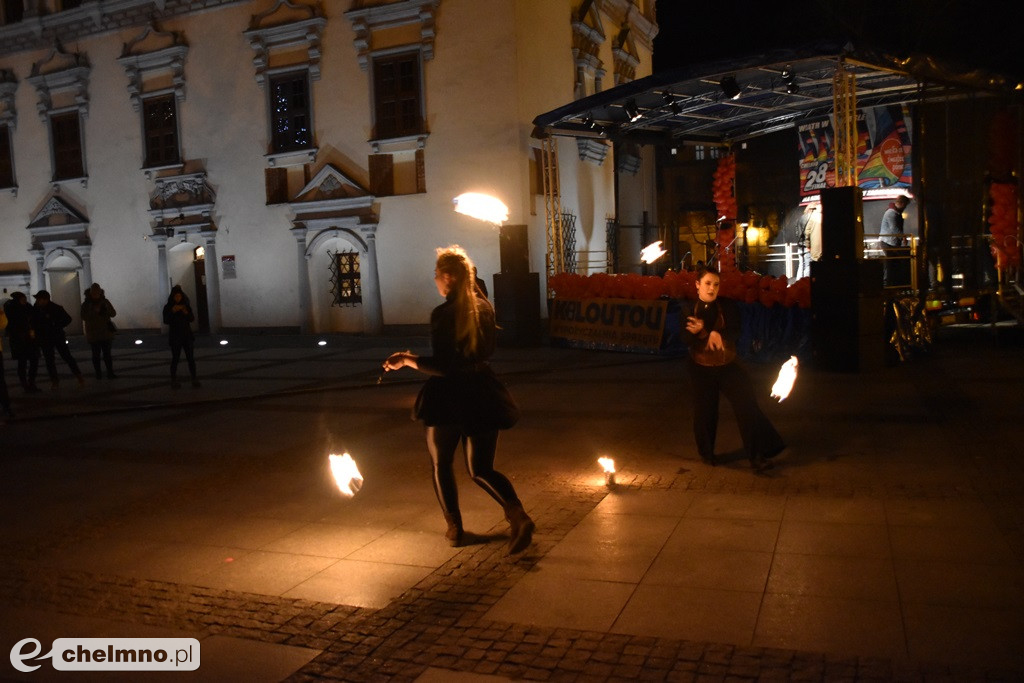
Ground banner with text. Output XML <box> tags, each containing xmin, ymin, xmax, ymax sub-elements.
<box><xmin>549</xmin><ymin>298</ymin><xmax>668</xmax><ymax>351</ymax></box>
<box><xmin>798</xmin><ymin>104</ymin><xmax>912</xmax><ymax>202</ymax></box>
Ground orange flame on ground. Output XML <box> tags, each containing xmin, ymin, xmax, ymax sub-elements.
<box><xmin>328</xmin><ymin>453</ymin><xmax>364</xmax><ymax>498</ymax></box>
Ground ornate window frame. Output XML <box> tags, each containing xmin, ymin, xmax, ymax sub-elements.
<box><xmin>344</xmin><ymin>0</ymin><xmax>439</xmax><ymax>72</ymax></box>
<box><xmin>26</xmin><ymin>45</ymin><xmax>90</xmax><ymax>188</ymax></box>
<box><xmin>118</xmin><ymin>23</ymin><xmax>189</xmax><ymax>176</ymax></box>
<box><xmin>244</xmin><ymin>0</ymin><xmax>325</xmax><ymax>168</ymax></box>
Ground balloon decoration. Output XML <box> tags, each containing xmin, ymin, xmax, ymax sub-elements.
<box><xmin>548</xmin><ymin>271</ymin><xmax>811</xmax><ymax>308</ymax></box>
<box><xmin>712</xmin><ymin>154</ymin><xmax>738</xmax><ymax>272</ymax></box>
<box><xmin>988</xmin><ymin>181</ymin><xmax>1021</xmax><ymax>269</ymax></box>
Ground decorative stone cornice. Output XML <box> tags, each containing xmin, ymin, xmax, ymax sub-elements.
<box><xmin>598</xmin><ymin>0</ymin><xmax>657</xmax><ymax>51</ymax></box>
<box><xmin>117</xmin><ymin>24</ymin><xmax>189</xmax><ymax>112</ymax></box>
<box><xmin>148</xmin><ymin>171</ymin><xmax>217</xmax><ymax>232</ymax></box>
<box><xmin>26</xmin><ymin>44</ymin><xmax>90</xmax><ymax>121</ymax></box>
<box><xmin>243</xmin><ymin>0</ymin><xmax>326</xmax><ymax>88</ymax></box>
<box><xmin>0</xmin><ymin>0</ymin><xmax>242</xmax><ymax>59</ymax></box>
<box><xmin>344</xmin><ymin>0</ymin><xmax>439</xmax><ymax>71</ymax></box>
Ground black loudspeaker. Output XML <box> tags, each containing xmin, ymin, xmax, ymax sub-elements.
<box><xmin>499</xmin><ymin>224</ymin><xmax>530</xmax><ymax>274</ymax></box>
<box><xmin>493</xmin><ymin>272</ymin><xmax>541</xmax><ymax>346</ymax></box>
<box><xmin>820</xmin><ymin>186</ymin><xmax>864</xmax><ymax>261</ymax></box>
<box><xmin>810</xmin><ymin>260</ymin><xmax>884</xmax><ymax>372</ymax></box>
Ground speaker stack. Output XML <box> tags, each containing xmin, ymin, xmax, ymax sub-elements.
<box><xmin>811</xmin><ymin>187</ymin><xmax>885</xmax><ymax>372</ymax></box>
<box><xmin>492</xmin><ymin>224</ymin><xmax>542</xmax><ymax>346</ymax></box>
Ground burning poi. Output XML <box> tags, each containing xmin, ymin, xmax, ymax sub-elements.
<box><xmin>597</xmin><ymin>456</ymin><xmax>616</xmax><ymax>486</ymax></box>
<box><xmin>452</xmin><ymin>192</ymin><xmax>509</xmax><ymax>225</ymax></box>
<box><xmin>328</xmin><ymin>452</ymin><xmax>364</xmax><ymax>498</ymax></box>
<box><xmin>770</xmin><ymin>356</ymin><xmax>799</xmax><ymax>402</ymax></box>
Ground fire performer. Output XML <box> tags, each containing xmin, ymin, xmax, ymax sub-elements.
<box><xmin>682</xmin><ymin>267</ymin><xmax>785</xmax><ymax>473</ymax></box>
<box><xmin>382</xmin><ymin>246</ymin><xmax>533</xmax><ymax>554</ymax></box>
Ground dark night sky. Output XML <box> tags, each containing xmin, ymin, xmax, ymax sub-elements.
<box><xmin>652</xmin><ymin>1</ymin><xmax>1024</xmax><ymax>82</ymax></box>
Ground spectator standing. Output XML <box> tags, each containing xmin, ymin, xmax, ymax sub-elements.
<box><xmin>80</xmin><ymin>283</ymin><xmax>118</xmax><ymax>379</ymax></box>
<box><xmin>31</xmin><ymin>290</ymin><xmax>85</xmax><ymax>389</ymax></box>
<box><xmin>3</xmin><ymin>292</ymin><xmax>40</xmax><ymax>393</ymax></box>
<box><xmin>162</xmin><ymin>285</ymin><xmax>200</xmax><ymax>388</ymax></box>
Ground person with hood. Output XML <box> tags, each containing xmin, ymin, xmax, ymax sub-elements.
<box><xmin>163</xmin><ymin>284</ymin><xmax>199</xmax><ymax>388</ymax></box>
<box><xmin>381</xmin><ymin>245</ymin><xmax>533</xmax><ymax>555</ymax></box>
<box><xmin>3</xmin><ymin>291</ymin><xmax>40</xmax><ymax>393</ymax></box>
<box><xmin>31</xmin><ymin>290</ymin><xmax>85</xmax><ymax>388</ymax></box>
<box><xmin>0</xmin><ymin>303</ymin><xmax>14</xmax><ymax>418</ymax></box>
<box><xmin>80</xmin><ymin>283</ymin><xmax>118</xmax><ymax>379</ymax></box>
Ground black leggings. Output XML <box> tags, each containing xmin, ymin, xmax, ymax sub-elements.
<box><xmin>170</xmin><ymin>341</ymin><xmax>196</xmax><ymax>379</ymax></box>
<box><xmin>425</xmin><ymin>425</ymin><xmax>520</xmax><ymax>515</ymax></box>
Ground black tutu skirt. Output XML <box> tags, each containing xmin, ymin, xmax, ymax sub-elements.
<box><xmin>413</xmin><ymin>365</ymin><xmax>519</xmax><ymax>431</ymax></box>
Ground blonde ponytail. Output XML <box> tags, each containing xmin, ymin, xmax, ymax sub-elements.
<box><xmin>435</xmin><ymin>245</ymin><xmax>482</xmax><ymax>357</ymax></box>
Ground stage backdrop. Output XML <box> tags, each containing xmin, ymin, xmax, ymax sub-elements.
<box><xmin>798</xmin><ymin>104</ymin><xmax>913</xmax><ymax>202</ymax></box>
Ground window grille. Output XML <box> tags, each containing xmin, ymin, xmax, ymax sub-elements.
<box><xmin>329</xmin><ymin>250</ymin><xmax>362</xmax><ymax>306</ymax></box>
<box><xmin>561</xmin><ymin>211</ymin><xmax>578</xmax><ymax>274</ymax></box>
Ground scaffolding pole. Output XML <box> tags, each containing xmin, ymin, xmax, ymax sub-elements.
<box><xmin>833</xmin><ymin>59</ymin><xmax>858</xmax><ymax>188</ymax></box>
<box><xmin>541</xmin><ymin>136</ymin><xmax>565</xmax><ymax>278</ymax></box>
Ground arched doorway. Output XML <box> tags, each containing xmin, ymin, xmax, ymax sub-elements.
<box><xmin>44</xmin><ymin>251</ymin><xmax>84</xmax><ymax>335</ymax></box>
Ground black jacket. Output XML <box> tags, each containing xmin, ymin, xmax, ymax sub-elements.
<box><xmin>31</xmin><ymin>301</ymin><xmax>73</xmax><ymax>345</ymax></box>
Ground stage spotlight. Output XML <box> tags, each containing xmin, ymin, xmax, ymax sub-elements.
<box><xmin>582</xmin><ymin>114</ymin><xmax>595</xmax><ymax>128</ymax></box>
<box><xmin>624</xmin><ymin>99</ymin><xmax>642</xmax><ymax>122</ymax></box>
<box><xmin>782</xmin><ymin>66</ymin><xmax>799</xmax><ymax>94</ymax></box>
<box><xmin>663</xmin><ymin>93</ymin><xmax>682</xmax><ymax>115</ymax></box>
<box><xmin>720</xmin><ymin>76</ymin><xmax>741</xmax><ymax>100</ymax></box>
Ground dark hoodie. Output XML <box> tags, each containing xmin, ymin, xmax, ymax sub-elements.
<box><xmin>162</xmin><ymin>286</ymin><xmax>195</xmax><ymax>345</ymax></box>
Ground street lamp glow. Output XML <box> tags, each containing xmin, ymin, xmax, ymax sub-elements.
<box><xmin>219</xmin><ymin>339</ymin><xmax>229</xmax><ymax>346</ymax></box>
<box><xmin>318</xmin><ymin>340</ymin><xmax>327</xmax><ymax>347</ymax></box>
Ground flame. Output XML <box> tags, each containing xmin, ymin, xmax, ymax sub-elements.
<box><xmin>452</xmin><ymin>192</ymin><xmax>509</xmax><ymax>225</ymax></box>
<box><xmin>770</xmin><ymin>356</ymin><xmax>799</xmax><ymax>402</ymax></box>
<box><xmin>640</xmin><ymin>240</ymin><xmax>667</xmax><ymax>264</ymax></box>
<box><xmin>597</xmin><ymin>456</ymin><xmax>616</xmax><ymax>474</ymax></box>
<box><xmin>328</xmin><ymin>453</ymin><xmax>364</xmax><ymax>498</ymax></box>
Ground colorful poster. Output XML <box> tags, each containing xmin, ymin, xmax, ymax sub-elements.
<box><xmin>798</xmin><ymin>105</ymin><xmax>912</xmax><ymax>202</ymax></box>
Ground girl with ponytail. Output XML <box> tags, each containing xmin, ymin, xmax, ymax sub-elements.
<box><xmin>383</xmin><ymin>246</ymin><xmax>534</xmax><ymax>555</ymax></box>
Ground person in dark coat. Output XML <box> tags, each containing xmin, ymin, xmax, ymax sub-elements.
<box><xmin>382</xmin><ymin>245</ymin><xmax>533</xmax><ymax>554</ymax></box>
<box><xmin>681</xmin><ymin>267</ymin><xmax>785</xmax><ymax>473</ymax></box>
<box><xmin>162</xmin><ymin>285</ymin><xmax>199</xmax><ymax>388</ymax></box>
<box><xmin>3</xmin><ymin>291</ymin><xmax>40</xmax><ymax>393</ymax></box>
<box><xmin>31</xmin><ymin>290</ymin><xmax>85</xmax><ymax>388</ymax></box>
<box><xmin>80</xmin><ymin>283</ymin><xmax>117</xmax><ymax>379</ymax></box>
<box><xmin>0</xmin><ymin>304</ymin><xmax>14</xmax><ymax>417</ymax></box>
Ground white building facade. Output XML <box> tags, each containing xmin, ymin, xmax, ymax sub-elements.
<box><xmin>0</xmin><ymin>0</ymin><xmax>657</xmax><ymax>334</ymax></box>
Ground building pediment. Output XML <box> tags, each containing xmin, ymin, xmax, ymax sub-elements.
<box><xmin>293</xmin><ymin>164</ymin><xmax>371</xmax><ymax>203</ymax></box>
<box><xmin>28</xmin><ymin>195</ymin><xmax>88</xmax><ymax>229</ymax></box>
<box><xmin>26</xmin><ymin>193</ymin><xmax>90</xmax><ymax>249</ymax></box>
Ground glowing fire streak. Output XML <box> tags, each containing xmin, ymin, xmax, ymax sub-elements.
<box><xmin>328</xmin><ymin>453</ymin><xmax>364</xmax><ymax>498</ymax></box>
<box><xmin>452</xmin><ymin>193</ymin><xmax>509</xmax><ymax>225</ymax></box>
<box><xmin>770</xmin><ymin>356</ymin><xmax>799</xmax><ymax>402</ymax></box>
<box><xmin>640</xmin><ymin>240</ymin><xmax>668</xmax><ymax>264</ymax></box>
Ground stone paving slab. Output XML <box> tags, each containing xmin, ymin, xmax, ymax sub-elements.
<box><xmin>2</xmin><ymin>328</ymin><xmax>1024</xmax><ymax>681</ymax></box>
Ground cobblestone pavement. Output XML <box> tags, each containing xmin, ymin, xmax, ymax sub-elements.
<box><xmin>2</xmin><ymin>328</ymin><xmax>1023</xmax><ymax>682</ymax></box>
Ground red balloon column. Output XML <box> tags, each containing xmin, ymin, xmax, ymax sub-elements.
<box><xmin>712</xmin><ymin>154</ymin><xmax>738</xmax><ymax>271</ymax></box>
<box><xmin>988</xmin><ymin>181</ymin><xmax>1021</xmax><ymax>270</ymax></box>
